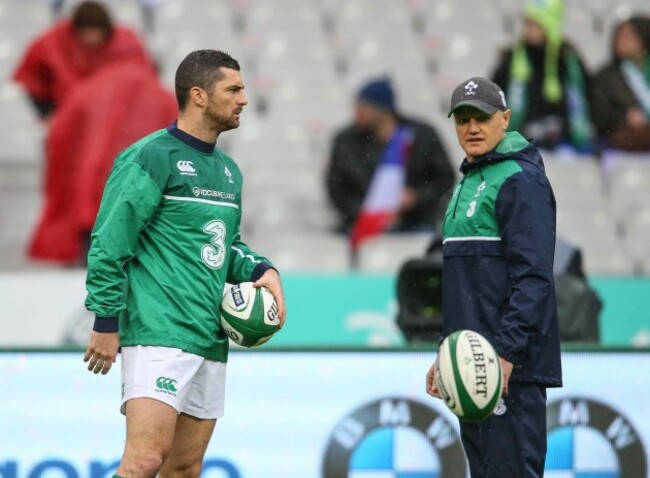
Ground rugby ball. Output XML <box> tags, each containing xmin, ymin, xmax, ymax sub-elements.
<box><xmin>435</xmin><ymin>330</ymin><xmax>503</xmax><ymax>421</ymax></box>
<box><xmin>220</xmin><ymin>282</ymin><xmax>280</xmax><ymax>348</ymax></box>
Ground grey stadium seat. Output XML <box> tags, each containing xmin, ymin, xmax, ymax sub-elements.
<box><xmin>358</xmin><ymin>233</ymin><xmax>434</xmax><ymax>274</ymax></box>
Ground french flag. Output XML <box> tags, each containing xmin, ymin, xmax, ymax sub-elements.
<box><xmin>350</xmin><ymin>127</ymin><xmax>413</xmax><ymax>251</ymax></box>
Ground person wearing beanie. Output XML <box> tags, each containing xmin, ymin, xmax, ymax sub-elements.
<box><xmin>592</xmin><ymin>15</ymin><xmax>650</xmax><ymax>151</ymax></box>
<box><xmin>326</xmin><ymin>77</ymin><xmax>455</xmax><ymax>235</ymax></box>
<box><xmin>491</xmin><ymin>0</ymin><xmax>593</xmax><ymax>152</ymax></box>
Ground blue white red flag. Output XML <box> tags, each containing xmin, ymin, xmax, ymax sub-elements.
<box><xmin>350</xmin><ymin>127</ymin><xmax>413</xmax><ymax>250</ymax></box>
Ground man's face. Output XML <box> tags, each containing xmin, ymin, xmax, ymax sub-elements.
<box><xmin>615</xmin><ymin>23</ymin><xmax>644</xmax><ymax>61</ymax></box>
<box><xmin>522</xmin><ymin>18</ymin><xmax>547</xmax><ymax>46</ymax></box>
<box><xmin>204</xmin><ymin>68</ymin><xmax>248</xmax><ymax>132</ymax></box>
<box><xmin>76</xmin><ymin>27</ymin><xmax>108</xmax><ymax>49</ymax></box>
<box><xmin>453</xmin><ymin>107</ymin><xmax>510</xmax><ymax>161</ymax></box>
<box><xmin>354</xmin><ymin>101</ymin><xmax>383</xmax><ymax>133</ymax></box>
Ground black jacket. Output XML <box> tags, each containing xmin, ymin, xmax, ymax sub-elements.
<box><xmin>326</xmin><ymin>117</ymin><xmax>455</xmax><ymax>232</ymax></box>
<box><xmin>492</xmin><ymin>43</ymin><xmax>592</xmax><ymax>151</ymax></box>
<box><xmin>441</xmin><ymin>132</ymin><xmax>562</xmax><ymax>387</ymax></box>
<box><xmin>592</xmin><ymin>62</ymin><xmax>650</xmax><ymax>151</ymax></box>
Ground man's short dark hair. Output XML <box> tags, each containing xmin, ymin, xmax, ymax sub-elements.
<box><xmin>72</xmin><ymin>1</ymin><xmax>113</xmax><ymax>37</ymax></box>
<box><xmin>175</xmin><ymin>50</ymin><xmax>241</xmax><ymax>111</ymax></box>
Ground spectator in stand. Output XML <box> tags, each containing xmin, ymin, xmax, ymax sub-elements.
<box><xmin>492</xmin><ymin>0</ymin><xmax>593</xmax><ymax>152</ymax></box>
<box><xmin>13</xmin><ymin>1</ymin><xmax>155</xmax><ymax>122</ymax></box>
<box><xmin>27</xmin><ymin>61</ymin><xmax>177</xmax><ymax>265</ymax></box>
<box><xmin>326</xmin><ymin>77</ymin><xmax>455</xmax><ymax>238</ymax></box>
<box><xmin>592</xmin><ymin>16</ymin><xmax>650</xmax><ymax>152</ymax></box>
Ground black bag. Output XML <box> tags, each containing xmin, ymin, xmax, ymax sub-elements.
<box><xmin>396</xmin><ymin>236</ymin><xmax>602</xmax><ymax>343</ymax></box>
<box><xmin>395</xmin><ymin>239</ymin><xmax>444</xmax><ymax>343</ymax></box>
<box><xmin>555</xmin><ymin>274</ymin><xmax>602</xmax><ymax>342</ymax></box>
<box><xmin>553</xmin><ymin>238</ymin><xmax>602</xmax><ymax>342</ymax></box>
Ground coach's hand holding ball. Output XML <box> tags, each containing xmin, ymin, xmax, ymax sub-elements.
<box><xmin>500</xmin><ymin>356</ymin><xmax>513</xmax><ymax>396</ymax></box>
<box><xmin>426</xmin><ymin>359</ymin><xmax>441</xmax><ymax>398</ymax></box>
<box><xmin>426</xmin><ymin>339</ymin><xmax>512</xmax><ymax>399</ymax></box>
<box><xmin>426</xmin><ymin>330</ymin><xmax>505</xmax><ymax>421</ymax></box>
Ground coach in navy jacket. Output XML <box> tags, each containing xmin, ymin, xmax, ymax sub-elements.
<box><xmin>427</xmin><ymin>77</ymin><xmax>562</xmax><ymax>478</ymax></box>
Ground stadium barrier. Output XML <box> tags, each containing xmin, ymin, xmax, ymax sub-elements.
<box><xmin>1</xmin><ymin>271</ymin><xmax>649</xmax><ymax>347</ymax></box>
<box><xmin>0</xmin><ymin>349</ymin><xmax>648</xmax><ymax>477</ymax></box>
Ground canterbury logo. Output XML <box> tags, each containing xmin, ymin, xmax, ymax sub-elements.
<box><xmin>156</xmin><ymin>376</ymin><xmax>178</xmax><ymax>392</ymax></box>
<box><xmin>176</xmin><ymin>160</ymin><xmax>197</xmax><ymax>176</ymax></box>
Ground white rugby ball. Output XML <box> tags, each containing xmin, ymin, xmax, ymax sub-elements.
<box><xmin>435</xmin><ymin>329</ymin><xmax>503</xmax><ymax>421</ymax></box>
<box><xmin>220</xmin><ymin>282</ymin><xmax>280</xmax><ymax>348</ymax></box>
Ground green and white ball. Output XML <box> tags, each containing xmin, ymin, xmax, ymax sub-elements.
<box><xmin>435</xmin><ymin>330</ymin><xmax>503</xmax><ymax>421</ymax></box>
<box><xmin>220</xmin><ymin>282</ymin><xmax>280</xmax><ymax>348</ymax></box>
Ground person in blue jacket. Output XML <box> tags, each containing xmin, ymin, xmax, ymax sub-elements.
<box><xmin>426</xmin><ymin>77</ymin><xmax>562</xmax><ymax>478</ymax></box>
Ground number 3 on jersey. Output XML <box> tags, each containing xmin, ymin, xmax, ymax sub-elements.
<box><xmin>201</xmin><ymin>220</ymin><xmax>227</xmax><ymax>269</ymax></box>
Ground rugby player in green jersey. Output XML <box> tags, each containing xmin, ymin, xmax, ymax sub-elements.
<box><xmin>83</xmin><ymin>50</ymin><xmax>286</xmax><ymax>478</ymax></box>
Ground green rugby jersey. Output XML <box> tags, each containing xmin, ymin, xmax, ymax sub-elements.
<box><xmin>85</xmin><ymin>124</ymin><xmax>272</xmax><ymax>362</ymax></box>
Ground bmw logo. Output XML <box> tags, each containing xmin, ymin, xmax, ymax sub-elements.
<box><xmin>546</xmin><ymin>397</ymin><xmax>647</xmax><ymax>477</ymax></box>
<box><xmin>322</xmin><ymin>397</ymin><xmax>467</xmax><ymax>477</ymax></box>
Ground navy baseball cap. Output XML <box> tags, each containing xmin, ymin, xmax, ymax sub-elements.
<box><xmin>448</xmin><ymin>77</ymin><xmax>508</xmax><ymax>117</ymax></box>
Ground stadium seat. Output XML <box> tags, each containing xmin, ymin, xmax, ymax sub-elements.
<box><xmin>333</xmin><ymin>0</ymin><xmax>413</xmax><ymax>41</ymax></box>
<box><xmin>246</xmin><ymin>2</ymin><xmax>322</xmax><ymax>36</ymax></box>
<box><xmin>544</xmin><ymin>157</ymin><xmax>607</xmax><ymax>211</ymax></box>
<box><xmin>623</xmin><ymin>210</ymin><xmax>650</xmax><ymax>273</ymax></box>
<box><xmin>0</xmin><ymin>93</ymin><xmax>43</xmax><ymax>164</ymax></box>
<box><xmin>604</xmin><ymin>153</ymin><xmax>650</xmax><ymax>232</ymax></box>
<box><xmin>556</xmin><ymin>210</ymin><xmax>633</xmax><ymax>275</ymax></box>
<box><xmin>0</xmin><ymin>0</ymin><xmax>50</xmax><ymax>46</ymax></box>
<box><xmin>227</xmin><ymin>117</ymin><xmax>315</xmax><ymax>170</ymax></box>
<box><xmin>640</xmin><ymin>255</ymin><xmax>650</xmax><ymax>276</ymax></box>
<box><xmin>0</xmin><ymin>160</ymin><xmax>42</xmax><ymax>270</ymax></box>
<box><xmin>260</xmin><ymin>232</ymin><xmax>351</xmax><ymax>272</ymax></box>
<box><xmin>154</xmin><ymin>1</ymin><xmax>242</xmax><ymax>89</ymax></box>
<box><xmin>242</xmin><ymin>160</ymin><xmax>333</xmax><ymax>235</ymax></box>
<box><xmin>563</xmin><ymin>3</ymin><xmax>608</xmax><ymax>71</ymax></box>
<box><xmin>358</xmin><ymin>233</ymin><xmax>434</xmax><ymax>273</ymax></box>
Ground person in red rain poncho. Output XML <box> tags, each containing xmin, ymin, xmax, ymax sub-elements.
<box><xmin>13</xmin><ymin>1</ymin><xmax>156</xmax><ymax>120</ymax></box>
<box><xmin>28</xmin><ymin>61</ymin><xmax>178</xmax><ymax>264</ymax></box>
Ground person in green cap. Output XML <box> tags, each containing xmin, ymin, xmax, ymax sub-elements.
<box><xmin>592</xmin><ymin>15</ymin><xmax>650</xmax><ymax>151</ymax></box>
<box><xmin>492</xmin><ymin>0</ymin><xmax>593</xmax><ymax>152</ymax></box>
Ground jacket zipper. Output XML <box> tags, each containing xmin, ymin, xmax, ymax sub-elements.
<box><xmin>452</xmin><ymin>176</ymin><xmax>466</xmax><ymax>219</ymax></box>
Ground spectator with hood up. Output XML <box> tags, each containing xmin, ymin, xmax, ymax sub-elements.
<box><xmin>492</xmin><ymin>0</ymin><xmax>593</xmax><ymax>152</ymax></box>
<box><xmin>13</xmin><ymin>1</ymin><xmax>155</xmax><ymax>121</ymax></box>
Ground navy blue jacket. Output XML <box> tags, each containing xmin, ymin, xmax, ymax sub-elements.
<box><xmin>441</xmin><ymin>132</ymin><xmax>562</xmax><ymax>387</ymax></box>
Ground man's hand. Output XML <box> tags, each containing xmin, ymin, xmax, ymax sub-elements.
<box><xmin>83</xmin><ymin>331</ymin><xmax>119</xmax><ymax>375</ymax></box>
<box><xmin>500</xmin><ymin>357</ymin><xmax>514</xmax><ymax>396</ymax></box>
<box><xmin>253</xmin><ymin>268</ymin><xmax>286</xmax><ymax>328</ymax></box>
<box><xmin>426</xmin><ymin>359</ymin><xmax>441</xmax><ymax>398</ymax></box>
<box><xmin>627</xmin><ymin>107</ymin><xmax>646</xmax><ymax>130</ymax></box>
<box><xmin>399</xmin><ymin>187</ymin><xmax>417</xmax><ymax>213</ymax></box>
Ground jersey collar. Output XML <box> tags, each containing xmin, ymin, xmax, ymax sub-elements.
<box><xmin>166</xmin><ymin>121</ymin><xmax>215</xmax><ymax>154</ymax></box>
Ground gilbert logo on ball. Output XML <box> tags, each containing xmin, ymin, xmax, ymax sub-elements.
<box><xmin>435</xmin><ymin>330</ymin><xmax>502</xmax><ymax>421</ymax></box>
<box><xmin>220</xmin><ymin>282</ymin><xmax>280</xmax><ymax>348</ymax></box>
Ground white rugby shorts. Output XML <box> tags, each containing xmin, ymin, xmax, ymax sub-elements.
<box><xmin>120</xmin><ymin>346</ymin><xmax>226</xmax><ymax>419</ymax></box>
